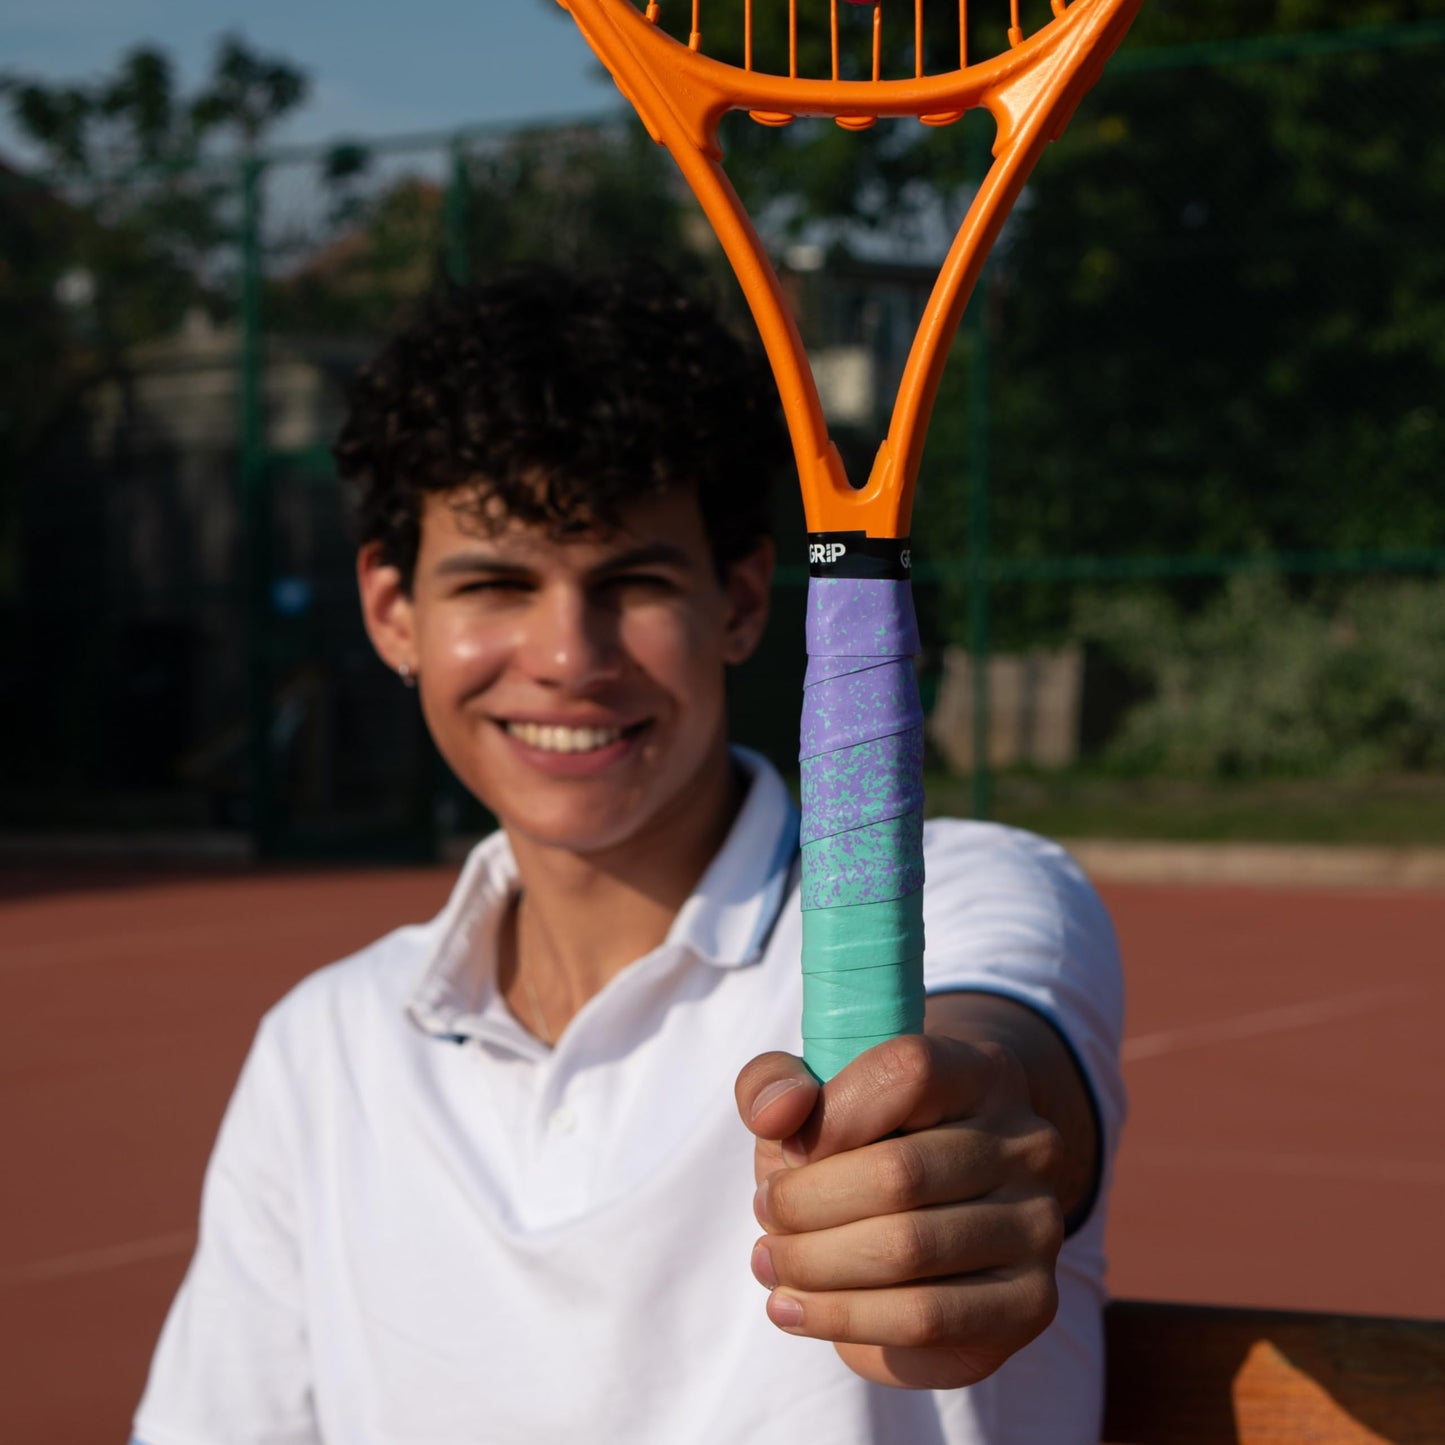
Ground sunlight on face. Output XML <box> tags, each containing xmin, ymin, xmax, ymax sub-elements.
<box><xmin>404</xmin><ymin>485</ymin><xmax>770</xmax><ymax>863</ymax></box>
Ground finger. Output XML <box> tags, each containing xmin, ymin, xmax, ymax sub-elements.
<box><xmin>791</xmin><ymin>1033</ymin><xmax>1010</xmax><ymax>1165</ymax></box>
<box><xmin>752</xmin><ymin>1194</ymin><xmax>1064</xmax><ymax>1293</ymax></box>
<box><xmin>761</xmin><ymin>1117</ymin><xmax>1066</xmax><ymax>1234</ymax></box>
<box><xmin>763</xmin><ymin>1263</ymin><xmax>1059</xmax><ymax>1357</ymax></box>
<box><xmin>735</xmin><ymin>1051</ymin><xmax>820</xmax><ymax>1143</ymax></box>
<box><xmin>757</xmin><ymin>1124</ymin><xmax>1000</xmax><ymax>1233</ymax></box>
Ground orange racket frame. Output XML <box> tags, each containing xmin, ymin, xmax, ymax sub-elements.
<box><xmin>556</xmin><ymin>0</ymin><xmax>1143</xmax><ymax>540</ymax></box>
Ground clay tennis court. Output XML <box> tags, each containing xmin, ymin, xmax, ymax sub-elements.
<box><xmin>3</xmin><ymin>860</ymin><xmax>1442</xmax><ymax>1442</ymax></box>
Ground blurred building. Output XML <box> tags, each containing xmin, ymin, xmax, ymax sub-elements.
<box><xmin>10</xmin><ymin>307</ymin><xmax>404</xmax><ymax>837</ymax></box>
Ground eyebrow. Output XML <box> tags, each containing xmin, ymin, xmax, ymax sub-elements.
<box><xmin>430</xmin><ymin>541</ymin><xmax>697</xmax><ymax>580</ymax></box>
<box><xmin>592</xmin><ymin>541</ymin><xmax>697</xmax><ymax>575</ymax></box>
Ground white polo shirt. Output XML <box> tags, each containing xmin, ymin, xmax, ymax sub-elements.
<box><xmin>134</xmin><ymin>750</ymin><xmax>1124</xmax><ymax>1445</ymax></box>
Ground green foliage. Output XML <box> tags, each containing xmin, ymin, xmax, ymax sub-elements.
<box><xmin>864</xmin><ymin>7</ymin><xmax>1445</xmax><ymax>658</ymax></box>
<box><xmin>461</xmin><ymin>121</ymin><xmax>697</xmax><ymax>275</ymax></box>
<box><xmin>1077</xmin><ymin>574</ymin><xmax>1445</xmax><ymax>778</ymax></box>
<box><xmin>658</xmin><ymin>7</ymin><xmax>1445</xmax><ymax>537</ymax></box>
<box><xmin>0</xmin><ymin>36</ymin><xmax>312</xmax><ymax>594</ymax></box>
<box><xmin>1</xmin><ymin>35</ymin><xmax>309</xmax><ymax>176</ymax></box>
<box><xmin>986</xmin><ymin>14</ymin><xmax>1445</xmax><ymax>564</ymax></box>
<box><xmin>273</xmin><ymin>121</ymin><xmax>709</xmax><ymax>338</ymax></box>
<box><xmin>0</xmin><ymin>35</ymin><xmax>312</xmax><ymax>410</ymax></box>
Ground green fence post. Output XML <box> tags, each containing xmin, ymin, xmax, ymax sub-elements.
<box><xmin>444</xmin><ymin>140</ymin><xmax>472</xmax><ymax>286</ymax></box>
<box><xmin>238</xmin><ymin>155</ymin><xmax>274</xmax><ymax>856</ymax></box>
<box><xmin>966</xmin><ymin>122</ymin><xmax>993</xmax><ymax>822</ymax></box>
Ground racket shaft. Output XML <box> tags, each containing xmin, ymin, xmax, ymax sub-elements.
<box><xmin>799</xmin><ymin>574</ymin><xmax>925</xmax><ymax>1080</ymax></box>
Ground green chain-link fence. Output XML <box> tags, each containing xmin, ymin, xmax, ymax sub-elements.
<box><xmin>3</xmin><ymin>20</ymin><xmax>1442</xmax><ymax>857</ymax></box>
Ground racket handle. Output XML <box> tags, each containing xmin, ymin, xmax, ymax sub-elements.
<box><xmin>799</xmin><ymin>570</ymin><xmax>926</xmax><ymax>1082</ymax></box>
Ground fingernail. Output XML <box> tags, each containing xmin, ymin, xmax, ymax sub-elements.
<box><xmin>750</xmin><ymin>1241</ymin><xmax>777</xmax><ymax>1288</ymax></box>
<box><xmin>781</xmin><ymin>1133</ymin><xmax>808</xmax><ymax>1169</ymax></box>
<box><xmin>750</xmin><ymin>1077</ymin><xmax>808</xmax><ymax>1124</ymax></box>
<box><xmin>767</xmin><ymin>1293</ymin><xmax>804</xmax><ymax>1330</ymax></box>
<box><xmin>752</xmin><ymin>1177</ymin><xmax>770</xmax><ymax>1228</ymax></box>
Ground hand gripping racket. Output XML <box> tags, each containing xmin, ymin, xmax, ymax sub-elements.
<box><xmin>558</xmin><ymin>0</ymin><xmax>1142</xmax><ymax>1080</ymax></box>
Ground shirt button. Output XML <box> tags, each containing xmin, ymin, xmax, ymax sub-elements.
<box><xmin>547</xmin><ymin>1105</ymin><xmax>577</xmax><ymax>1135</ymax></box>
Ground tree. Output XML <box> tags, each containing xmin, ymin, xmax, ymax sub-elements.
<box><xmin>274</xmin><ymin>119</ymin><xmax>714</xmax><ymax>338</ymax></box>
<box><xmin>969</xmin><ymin>3</ymin><xmax>1445</xmax><ymax>605</ymax></box>
<box><xmin>0</xmin><ymin>37</ymin><xmax>312</xmax><ymax>585</ymax></box>
<box><xmin>587</xmin><ymin>2</ymin><xmax>1445</xmax><ymax>645</ymax></box>
<box><xmin>0</xmin><ymin>32</ymin><xmax>316</xmax><ymax>727</ymax></box>
<box><xmin>0</xmin><ymin>35</ymin><xmax>310</xmax><ymax>342</ymax></box>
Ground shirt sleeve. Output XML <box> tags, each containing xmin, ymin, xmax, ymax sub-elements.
<box><xmin>132</xmin><ymin>1011</ymin><xmax>320</xmax><ymax>1445</ymax></box>
<box><xmin>919</xmin><ymin>820</ymin><xmax>1127</xmax><ymax>1198</ymax></box>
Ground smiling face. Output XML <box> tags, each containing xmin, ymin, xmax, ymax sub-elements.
<box><xmin>359</xmin><ymin>484</ymin><xmax>772</xmax><ymax>868</ymax></box>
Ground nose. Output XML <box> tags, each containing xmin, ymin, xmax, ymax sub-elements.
<box><xmin>514</xmin><ymin>584</ymin><xmax>622</xmax><ymax>692</ymax></box>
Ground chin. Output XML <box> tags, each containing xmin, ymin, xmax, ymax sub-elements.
<box><xmin>510</xmin><ymin>820</ymin><xmax>644</xmax><ymax>858</ymax></box>
<box><xmin>487</xmin><ymin>795</ymin><xmax>651</xmax><ymax>856</ymax></box>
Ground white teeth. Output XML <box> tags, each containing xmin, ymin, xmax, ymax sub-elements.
<box><xmin>506</xmin><ymin>722</ymin><xmax>625</xmax><ymax>753</ymax></box>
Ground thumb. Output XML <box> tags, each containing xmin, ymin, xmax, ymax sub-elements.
<box><xmin>735</xmin><ymin>1051</ymin><xmax>820</xmax><ymax>1141</ymax></box>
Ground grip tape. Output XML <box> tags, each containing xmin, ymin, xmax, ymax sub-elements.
<box><xmin>799</xmin><ymin>575</ymin><xmax>926</xmax><ymax>1081</ymax></box>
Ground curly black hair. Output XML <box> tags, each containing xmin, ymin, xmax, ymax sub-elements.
<box><xmin>333</xmin><ymin>265</ymin><xmax>787</xmax><ymax>591</ymax></box>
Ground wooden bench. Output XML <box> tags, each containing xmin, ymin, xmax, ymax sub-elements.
<box><xmin>1103</xmin><ymin>1299</ymin><xmax>1445</xmax><ymax>1444</ymax></box>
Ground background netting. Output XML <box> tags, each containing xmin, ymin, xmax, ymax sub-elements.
<box><xmin>4</xmin><ymin>22</ymin><xmax>1441</xmax><ymax>855</ymax></box>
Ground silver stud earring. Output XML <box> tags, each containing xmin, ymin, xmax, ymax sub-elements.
<box><xmin>398</xmin><ymin>662</ymin><xmax>417</xmax><ymax>688</ymax></box>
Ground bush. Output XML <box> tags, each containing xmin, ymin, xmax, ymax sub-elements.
<box><xmin>1076</xmin><ymin>574</ymin><xmax>1445</xmax><ymax>779</ymax></box>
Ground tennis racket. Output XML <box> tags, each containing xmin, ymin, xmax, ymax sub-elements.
<box><xmin>558</xmin><ymin>0</ymin><xmax>1142</xmax><ymax>1080</ymax></box>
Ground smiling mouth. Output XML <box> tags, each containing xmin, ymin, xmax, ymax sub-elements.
<box><xmin>502</xmin><ymin>721</ymin><xmax>642</xmax><ymax>754</ymax></box>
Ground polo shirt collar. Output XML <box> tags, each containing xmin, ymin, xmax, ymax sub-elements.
<box><xmin>666</xmin><ymin>747</ymin><xmax>800</xmax><ymax>969</ymax></box>
<box><xmin>405</xmin><ymin>748</ymin><xmax>799</xmax><ymax>1043</ymax></box>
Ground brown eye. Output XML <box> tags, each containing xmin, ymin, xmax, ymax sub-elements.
<box><xmin>608</xmin><ymin>573</ymin><xmax>674</xmax><ymax>594</ymax></box>
<box><xmin>458</xmin><ymin>578</ymin><xmax>527</xmax><ymax>595</ymax></box>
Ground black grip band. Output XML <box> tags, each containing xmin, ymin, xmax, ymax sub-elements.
<box><xmin>807</xmin><ymin>532</ymin><xmax>912</xmax><ymax>580</ymax></box>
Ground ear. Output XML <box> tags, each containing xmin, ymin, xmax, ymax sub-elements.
<box><xmin>356</xmin><ymin>542</ymin><xmax>416</xmax><ymax>676</ymax></box>
<box><xmin>721</xmin><ymin>536</ymin><xmax>774</xmax><ymax>666</ymax></box>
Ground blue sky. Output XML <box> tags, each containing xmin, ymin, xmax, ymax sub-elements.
<box><xmin>0</xmin><ymin>0</ymin><xmax>620</xmax><ymax>160</ymax></box>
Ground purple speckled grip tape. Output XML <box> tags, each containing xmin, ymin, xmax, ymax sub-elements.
<box><xmin>800</xmin><ymin>577</ymin><xmax>926</xmax><ymax>1080</ymax></box>
<box><xmin>805</xmin><ymin>578</ymin><xmax>920</xmax><ymax>659</ymax></box>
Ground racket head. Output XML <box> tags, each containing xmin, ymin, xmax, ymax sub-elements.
<box><xmin>557</xmin><ymin>0</ymin><xmax>1142</xmax><ymax>1075</ymax></box>
<box><xmin>562</xmin><ymin>2</ymin><xmax>1141</xmax><ymax>137</ymax></box>
<box><xmin>559</xmin><ymin>0</ymin><xmax>1143</xmax><ymax>539</ymax></box>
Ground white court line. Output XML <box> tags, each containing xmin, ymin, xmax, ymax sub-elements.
<box><xmin>1125</xmin><ymin>1145</ymin><xmax>1445</xmax><ymax>1187</ymax></box>
<box><xmin>1121</xmin><ymin>984</ymin><xmax>1421</xmax><ymax>1063</ymax></box>
<box><xmin>0</xmin><ymin>1230</ymin><xmax>194</xmax><ymax>1286</ymax></box>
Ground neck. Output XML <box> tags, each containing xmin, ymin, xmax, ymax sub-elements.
<box><xmin>498</xmin><ymin>749</ymin><xmax>745</xmax><ymax>1043</ymax></box>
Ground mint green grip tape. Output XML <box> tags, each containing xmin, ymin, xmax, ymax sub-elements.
<box><xmin>800</xmin><ymin>576</ymin><xmax>925</xmax><ymax>1081</ymax></box>
<box><xmin>801</xmin><ymin>897</ymin><xmax>926</xmax><ymax>973</ymax></box>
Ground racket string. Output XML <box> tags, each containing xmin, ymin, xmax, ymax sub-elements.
<box><xmin>645</xmin><ymin>2</ymin><xmax>1054</xmax><ymax>88</ymax></box>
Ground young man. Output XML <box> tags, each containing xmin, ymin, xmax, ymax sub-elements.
<box><xmin>134</xmin><ymin>268</ymin><xmax>1124</xmax><ymax>1444</ymax></box>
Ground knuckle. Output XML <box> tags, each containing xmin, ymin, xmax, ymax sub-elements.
<box><xmin>878</xmin><ymin>1211</ymin><xmax>938</xmax><ymax>1278</ymax></box>
<box><xmin>1010</xmin><ymin>1119</ymin><xmax>1065</xmax><ymax>1184</ymax></box>
<box><xmin>875</xmin><ymin>1033</ymin><xmax>936</xmax><ymax>1096</ymax></box>
<box><xmin>1032</xmin><ymin>1121</ymin><xmax>1066</xmax><ymax>1176</ymax></box>
<box><xmin>1024</xmin><ymin>1195</ymin><xmax>1067</xmax><ymax>1260</ymax></box>
<box><xmin>764</xmin><ymin>1236</ymin><xmax>795</xmax><ymax>1286</ymax></box>
<box><xmin>974</xmin><ymin>1039</ymin><xmax>1023</xmax><ymax>1090</ymax></box>
<box><xmin>872</xmin><ymin>1138</ymin><xmax>931</xmax><ymax>1210</ymax></box>
<box><xmin>1015</xmin><ymin>1268</ymin><xmax>1060</xmax><ymax>1339</ymax></box>
<box><xmin>764</xmin><ymin>1173</ymin><xmax>798</xmax><ymax>1232</ymax></box>
<box><xmin>899</xmin><ymin>1289</ymin><xmax>951</xmax><ymax>1349</ymax></box>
